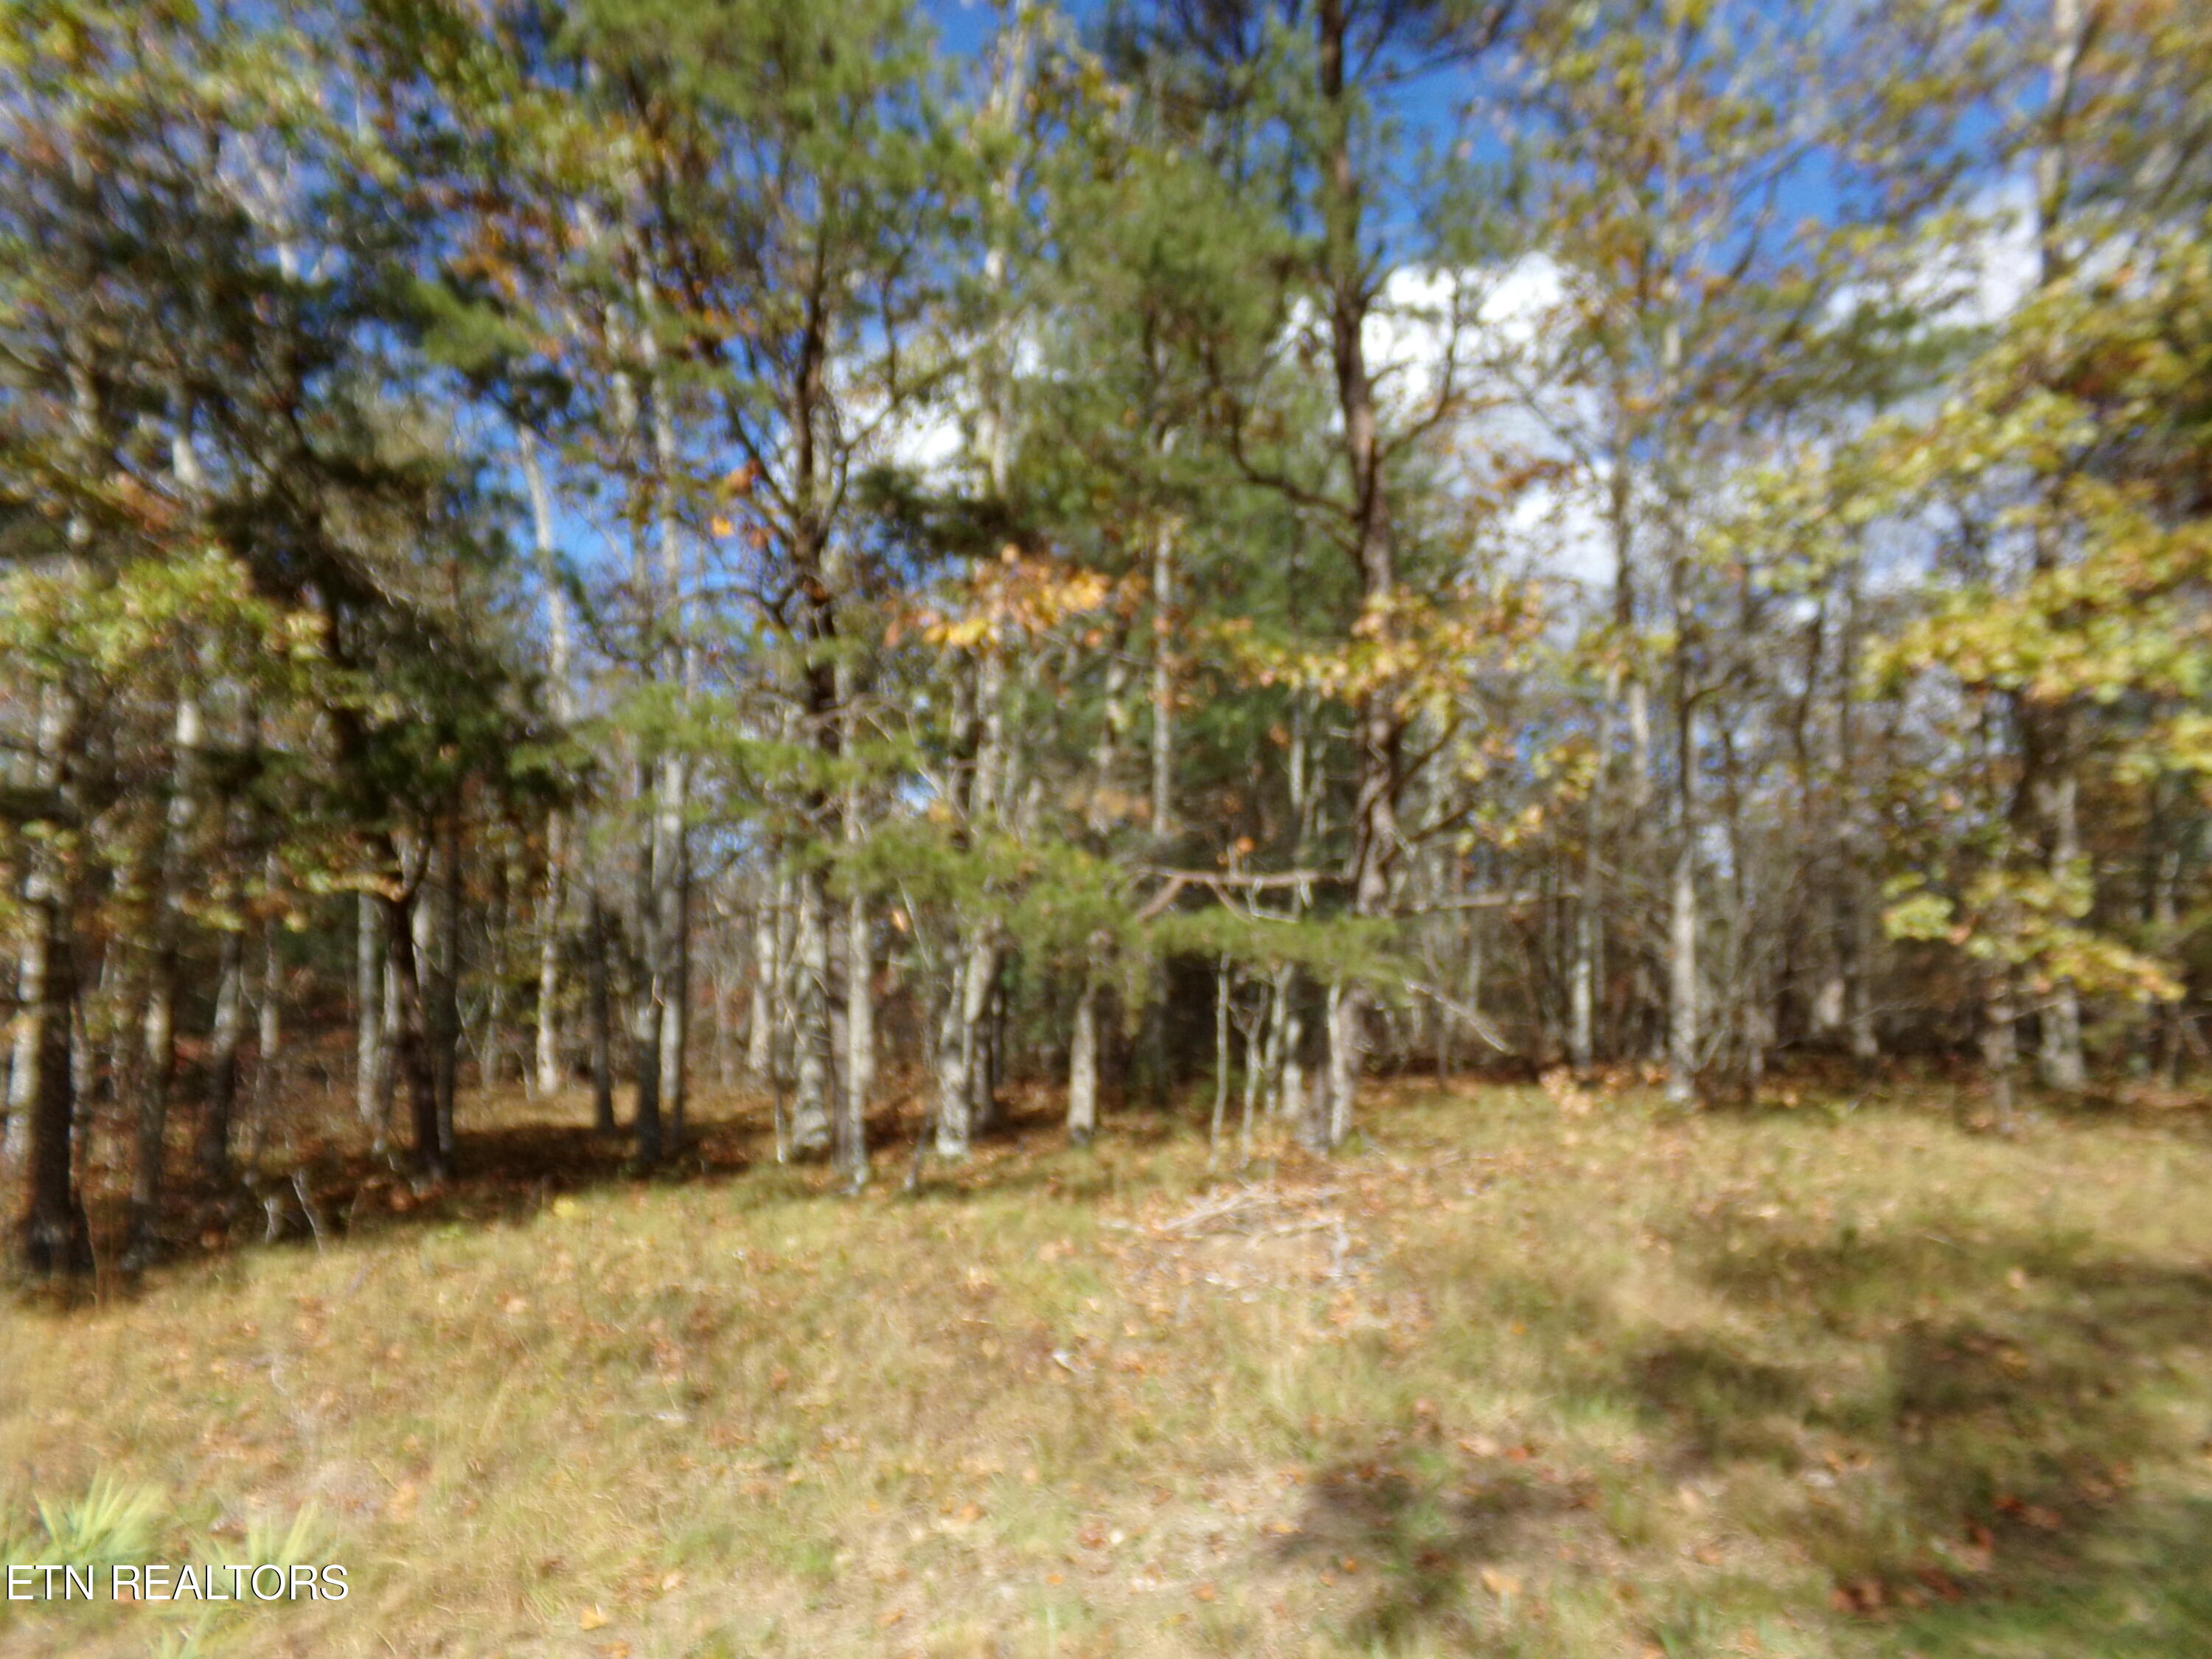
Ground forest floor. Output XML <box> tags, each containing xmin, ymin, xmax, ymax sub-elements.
<box><xmin>4</xmin><ymin>1070</ymin><xmax>2212</xmax><ymax>1658</ymax></box>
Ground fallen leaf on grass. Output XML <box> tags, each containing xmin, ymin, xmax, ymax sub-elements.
<box><xmin>1478</xmin><ymin>1567</ymin><xmax>1521</xmax><ymax>1598</ymax></box>
<box><xmin>578</xmin><ymin>1605</ymin><xmax>608</xmax><ymax>1631</ymax></box>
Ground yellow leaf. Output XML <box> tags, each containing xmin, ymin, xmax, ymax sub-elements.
<box><xmin>579</xmin><ymin>1606</ymin><xmax>609</xmax><ymax>1631</ymax></box>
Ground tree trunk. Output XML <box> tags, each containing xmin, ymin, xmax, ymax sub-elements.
<box><xmin>2027</xmin><ymin>0</ymin><xmax>2088</xmax><ymax>1096</ymax></box>
<box><xmin>1210</xmin><ymin>956</ymin><xmax>1231</xmax><ymax>1161</ymax></box>
<box><xmin>1314</xmin><ymin>0</ymin><xmax>1399</xmax><ymax>1149</ymax></box>
<box><xmin>536</xmin><ymin>814</ymin><xmax>565</xmax><ymax>1099</ymax></box>
<box><xmin>933</xmin><ymin>960</ymin><xmax>973</xmax><ymax>1160</ymax></box>
<box><xmin>714</xmin><ymin>932</ymin><xmax>737</xmax><ymax>1089</ymax></box>
<box><xmin>386</xmin><ymin>880</ymin><xmax>446</xmax><ymax>1183</ymax></box>
<box><xmin>2038</xmin><ymin>770</ymin><xmax>2087</xmax><ymax>1091</ymax></box>
<box><xmin>1271</xmin><ymin>969</ymin><xmax>1305</xmax><ymax>1126</ymax></box>
<box><xmin>520</xmin><ymin>427</ymin><xmax>573</xmax><ymax>1104</ymax></box>
<box><xmin>586</xmin><ymin>885</ymin><xmax>616</xmax><ymax>1135</ymax></box>
<box><xmin>1834</xmin><ymin>560</ymin><xmax>1879</xmax><ymax>1069</ymax></box>
<box><xmin>1067</xmin><ymin>967</ymin><xmax>1101</xmax><ymax>1147</ymax></box>
<box><xmin>428</xmin><ymin>815</ymin><xmax>461</xmax><ymax>1164</ymax></box>
<box><xmin>839</xmin><ymin>889</ymin><xmax>874</xmax><ymax>1186</ymax></box>
<box><xmin>355</xmin><ymin>891</ymin><xmax>386</xmax><ymax>1148</ymax></box>
<box><xmin>970</xmin><ymin>949</ymin><xmax>1005</xmax><ymax>1134</ymax></box>
<box><xmin>378</xmin><ymin>950</ymin><xmax>401</xmax><ymax>1133</ymax></box>
<box><xmin>1983</xmin><ymin>964</ymin><xmax>2018</xmax><ymax>1130</ymax></box>
<box><xmin>1665</xmin><ymin>680</ymin><xmax>1700</xmax><ymax>1104</ymax></box>
<box><xmin>251</xmin><ymin>907</ymin><xmax>282</xmax><ymax>1144</ymax></box>
<box><xmin>127</xmin><ymin>697</ymin><xmax>200</xmax><ymax>1264</ymax></box>
<box><xmin>655</xmin><ymin>754</ymin><xmax>689</xmax><ymax>1145</ymax></box>
<box><xmin>1150</xmin><ymin>521</ymin><xmax>1176</xmax><ymax>842</ymax></box>
<box><xmin>1666</xmin><ymin>835</ymin><xmax>1699</xmax><ymax>1106</ymax></box>
<box><xmin>204</xmin><ymin>927</ymin><xmax>247</xmax><ymax>1188</ymax></box>
<box><xmin>747</xmin><ymin>877</ymin><xmax>780</xmax><ymax>1085</ymax></box>
<box><xmin>1321</xmin><ymin>980</ymin><xmax>1358</xmax><ymax>1149</ymax></box>
<box><xmin>627</xmin><ymin>743</ymin><xmax>664</xmax><ymax>1165</ymax></box>
<box><xmin>789</xmin><ymin>865</ymin><xmax>834</xmax><ymax>1157</ymax></box>
<box><xmin>1571</xmin><ymin>677</ymin><xmax>1616</xmax><ymax>1072</ymax></box>
<box><xmin>15</xmin><ymin>859</ymin><xmax>88</xmax><ymax>1274</ymax></box>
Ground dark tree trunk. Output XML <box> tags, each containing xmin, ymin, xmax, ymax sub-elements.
<box><xmin>587</xmin><ymin>886</ymin><xmax>617</xmax><ymax>1136</ymax></box>
<box><xmin>16</xmin><ymin>872</ymin><xmax>88</xmax><ymax>1274</ymax></box>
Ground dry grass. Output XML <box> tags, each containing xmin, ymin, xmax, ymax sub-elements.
<box><xmin>4</xmin><ymin>1072</ymin><xmax>2212</xmax><ymax>1658</ymax></box>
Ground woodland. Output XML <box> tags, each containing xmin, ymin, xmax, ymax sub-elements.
<box><xmin>7</xmin><ymin>0</ymin><xmax>2211</xmax><ymax>1264</ymax></box>
<box><xmin>5</xmin><ymin>1</ymin><xmax>2212</xmax><ymax>1653</ymax></box>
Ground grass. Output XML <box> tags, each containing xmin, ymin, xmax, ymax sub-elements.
<box><xmin>4</xmin><ymin>1071</ymin><xmax>2211</xmax><ymax>1657</ymax></box>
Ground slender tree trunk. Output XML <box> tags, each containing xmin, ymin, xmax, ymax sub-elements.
<box><xmin>1983</xmin><ymin>964</ymin><xmax>2018</xmax><ymax>1131</ymax></box>
<box><xmin>1272</xmin><ymin>970</ymin><xmax>1305</xmax><ymax>1126</ymax></box>
<box><xmin>386</xmin><ymin>872</ymin><xmax>446</xmax><ymax>1182</ymax></box>
<box><xmin>747</xmin><ymin>877</ymin><xmax>780</xmax><ymax>1085</ymax></box>
<box><xmin>198</xmin><ymin>885</ymin><xmax>251</xmax><ymax>1189</ymax></box>
<box><xmin>1666</xmin><ymin>838</ymin><xmax>1699</xmax><ymax>1105</ymax></box>
<box><xmin>378</xmin><ymin>950</ymin><xmax>400</xmax><ymax>1133</ymax></box>
<box><xmin>1239</xmin><ymin>993</ymin><xmax>1264</xmax><ymax>1168</ymax></box>
<box><xmin>537</xmin><ymin>815</ymin><xmax>565</xmax><ymax>1098</ymax></box>
<box><xmin>2026</xmin><ymin>0</ymin><xmax>2088</xmax><ymax>1094</ymax></box>
<box><xmin>1835</xmin><ymin>560</ymin><xmax>1879</xmax><ymax>1068</ymax></box>
<box><xmin>429</xmin><ymin>813</ymin><xmax>461</xmax><ymax>1163</ymax></box>
<box><xmin>630</xmin><ymin>974</ymin><xmax>663</xmax><ymax>1164</ymax></box>
<box><xmin>2</xmin><ymin>940</ymin><xmax>24</xmax><ymax>1174</ymax></box>
<box><xmin>840</xmin><ymin>889</ymin><xmax>874</xmax><ymax>1186</ymax></box>
<box><xmin>1150</xmin><ymin>522</ymin><xmax>1176</xmax><ymax>842</ymax></box>
<box><xmin>789</xmin><ymin>866</ymin><xmax>833</xmax><ymax>1157</ymax></box>
<box><xmin>17</xmin><ymin>251</ymin><xmax>97</xmax><ymax>1273</ymax></box>
<box><xmin>627</xmin><ymin>746</ymin><xmax>664</xmax><ymax>1164</ymax></box>
<box><xmin>204</xmin><ymin>927</ymin><xmax>247</xmax><ymax>1186</ymax></box>
<box><xmin>655</xmin><ymin>755</ymin><xmax>690</xmax><ymax>1145</ymax></box>
<box><xmin>16</xmin><ymin>858</ymin><xmax>88</xmax><ymax>1273</ymax></box>
<box><xmin>933</xmin><ymin>963</ymin><xmax>973</xmax><ymax>1160</ymax></box>
<box><xmin>249</xmin><ymin>909</ymin><xmax>283</xmax><ymax>1152</ymax></box>
<box><xmin>1665</xmin><ymin>676</ymin><xmax>1700</xmax><ymax>1105</ymax></box>
<box><xmin>485</xmin><ymin>855</ymin><xmax>512</xmax><ymax>1092</ymax></box>
<box><xmin>355</xmin><ymin>891</ymin><xmax>385</xmax><ymax>1147</ymax></box>
<box><xmin>586</xmin><ymin>885</ymin><xmax>616</xmax><ymax>1135</ymax></box>
<box><xmin>1312</xmin><ymin>0</ymin><xmax>1401</xmax><ymax>1148</ymax></box>
<box><xmin>1067</xmin><ymin>964</ymin><xmax>1101</xmax><ymax>1147</ymax></box>
<box><xmin>126</xmin><ymin>694</ymin><xmax>202</xmax><ymax>1264</ymax></box>
<box><xmin>971</xmin><ymin>950</ymin><xmax>1005</xmax><ymax>1134</ymax></box>
<box><xmin>1210</xmin><ymin>956</ymin><xmax>1231</xmax><ymax>1161</ymax></box>
<box><xmin>2039</xmin><ymin>770</ymin><xmax>2087</xmax><ymax>1091</ymax></box>
<box><xmin>714</xmin><ymin>931</ymin><xmax>737</xmax><ymax>1089</ymax></box>
<box><xmin>521</xmin><ymin>427</ymin><xmax>574</xmax><ymax>1104</ymax></box>
<box><xmin>1321</xmin><ymin>980</ymin><xmax>1358</xmax><ymax>1148</ymax></box>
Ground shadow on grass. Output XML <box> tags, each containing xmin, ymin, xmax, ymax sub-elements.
<box><xmin>100</xmin><ymin>1079</ymin><xmax>1164</xmax><ymax>1281</ymax></box>
<box><xmin>1649</xmin><ymin>1214</ymin><xmax>2212</xmax><ymax>1651</ymax></box>
<box><xmin>1279</xmin><ymin>1441</ymin><xmax>1574</xmax><ymax>1652</ymax></box>
<box><xmin>1273</xmin><ymin>1186</ymin><xmax>2212</xmax><ymax>1652</ymax></box>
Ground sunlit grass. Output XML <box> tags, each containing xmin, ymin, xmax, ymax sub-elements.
<box><xmin>4</xmin><ymin>1076</ymin><xmax>2211</xmax><ymax>1655</ymax></box>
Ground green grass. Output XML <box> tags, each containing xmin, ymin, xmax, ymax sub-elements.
<box><xmin>4</xmin><ymin>1074</ymin><xmax>2211</xmax><ymax>1657</ymax></box>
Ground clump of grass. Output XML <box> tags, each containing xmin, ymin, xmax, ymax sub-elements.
<box><xmin>8</xmin><ymin>1475</ymin><xmax>166</xmax><ymax>1573</ymax></box>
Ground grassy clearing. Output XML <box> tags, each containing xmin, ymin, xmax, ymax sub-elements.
<box><xmin>4</xmin><ymin>1075</ymin><xmax>2211</xmax><ymax>1658</ymax></box>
